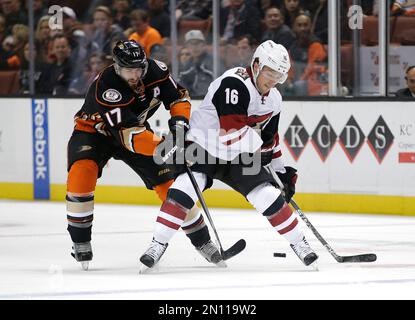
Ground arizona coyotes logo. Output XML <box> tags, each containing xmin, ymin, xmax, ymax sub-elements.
<box><xmin>248</xmin><ymin>112</ymin><xmax>273</xmax><ymax>131</ymax></box>
<box><xmin>235</xmin><ymin>68</ymin><xmax>249</xmax><ymax>80</ymax></box>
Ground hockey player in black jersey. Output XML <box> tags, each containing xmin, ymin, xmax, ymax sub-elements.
<box><xmin>140</xmin><ymin>40</ymin><xmax>318</xmax><ymax>269</ymax></box>
<box><xmin>66</xmin><ymin>40</ymin><xmax>223</xmax><ymax>270</ymax></box>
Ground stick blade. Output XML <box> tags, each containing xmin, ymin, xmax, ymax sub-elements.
<box><xmin>222</xmin><ymin>239</ymin><xmax>246</xmax><ymax>261</ymax></box>
<box><xmin>339</xmin><ymin>253</ymin><xmax>377</xmax><ymax>263</ymax></box>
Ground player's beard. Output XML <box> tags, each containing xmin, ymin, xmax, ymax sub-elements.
<box><xmin>127</xmin><ymin>79</ymin><xmax>139</xmax><ymax>88</ymax></box>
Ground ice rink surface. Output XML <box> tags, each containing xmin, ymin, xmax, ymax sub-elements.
<box><xmin>0</xmin><ymin>200</ymin><xmax>414</xmax><ymax>300</ymax></box>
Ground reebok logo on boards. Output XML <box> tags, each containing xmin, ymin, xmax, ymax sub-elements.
<box><xmin>32</xmin><ymin>99</ymin><xmax>50</xmax><ymax>199</ymax></box>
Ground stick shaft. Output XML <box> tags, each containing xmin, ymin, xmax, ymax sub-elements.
<box><xmin>265</xmin><ymin>165</ymin><xmax>342</xmax><ymax>261</ymax></box>
<box><xmin>185</xmin><ymin>165</ymin><xmax>225</xmax><ymax>255</ymax></box>
<box><xmin>266</xmin><ymin>165</ymin><xmax>376</xmax><ymax>263</ymax></box>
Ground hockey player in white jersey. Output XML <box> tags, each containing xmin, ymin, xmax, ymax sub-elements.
<box><xmin>140</xmin><ymin>40</ymin><xmax>318</xmax><ymax>270</ymax></box>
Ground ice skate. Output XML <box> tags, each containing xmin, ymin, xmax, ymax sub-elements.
<box><xmin>196</xmin><ymin>240</ymin><xmax>227</xmax><ymax>268</ymax></box>
<box><xmin>139</xmin><ymin>239</ymin><xmax>168</xmax><ymax>273</ymax></box>
<box><xmin>71</xmin><ymin>242</ymin><xmax>93</xmax><ymax>271</ymax></box>
<box><xmin>290</xmin><ymin>237</ymin><xmax>318</xmax><ymax>268</ymax></box>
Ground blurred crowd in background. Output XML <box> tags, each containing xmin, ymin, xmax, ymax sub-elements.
<box><xmin>0</xmin><ymin>0</ymin><xmax>414</xmax><ymax>98</ymax></box>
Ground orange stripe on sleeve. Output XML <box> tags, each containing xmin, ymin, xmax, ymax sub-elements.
<box><xmin>170</xmin><ymin>101</ymin><xmax>191</xmax><ymax>120</ymax></box>
<box><xmin>130</xmin><ymin>130</ymin><xmax>162</xmax><ymax>156</ymax></box>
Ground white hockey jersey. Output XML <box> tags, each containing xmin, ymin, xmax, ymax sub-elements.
<box><xmin>187</xmin><ymin>67</ymin><xmax>285</xmax><ymax>172</ymax></box>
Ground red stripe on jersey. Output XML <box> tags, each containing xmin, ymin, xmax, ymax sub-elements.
<box><xmin>247</xmin><ymin>112</ymin><xmax>273</xmax><ymax>127</ymax></box>
<box><xmin>278</xmin><ymin>218</ymin><xmax>298</xmax><ymax>235</ymax></box>
<box><xmin>223</xmin><ymin>130</ymin><xmax>248</xmax><ymax>146</ymax></box>
<box><xmin>219</xmin><ymin>114</ymin><xmax>247</xmax><ymax>131</ymax></box>
<box><xmin>274</xmin><ymin>133</ymin><xmax>280</xmax><ymax>146</ymax></box>
<box><xmin>267</xmin><ymin>203</ymin><xmax>293</xmax><ymax>227</ymax></box>
<box><xmin>272</xmin><ymin>150</ymin><xmax>282</xmax><ymax>159</ymax></box>
<box><xmin>160</xmin><ymin>201</ymin><xmax>187</xmax><ymax>220</ymax></box>
<box><xmin>156</xmin><ymin>216</ymin><xmax>181</xmax><ymax>230</ymax></box>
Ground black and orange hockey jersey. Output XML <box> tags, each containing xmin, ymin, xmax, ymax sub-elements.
<box><xmin>73</xmin><ymin>59</ymin><xmax>190</xmax><ymax>156</ymax></box>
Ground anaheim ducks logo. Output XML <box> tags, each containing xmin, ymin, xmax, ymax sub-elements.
<box><xmin>103</xmin><ymin>89</ymin><xmax>122</xmax><ymax>103</ymax></box>
<box><xmin>154</xmin><ymin>59</ymin><xmax>168</xmax><ymax>71</ymax></box>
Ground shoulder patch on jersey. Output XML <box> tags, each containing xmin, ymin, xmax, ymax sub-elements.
<box><xmin>102</xmin><ymin>89</ymin><xmax>122</xmax><ymax>103</ymax></box>
<box><xmin>154</xmin><ymin>59</ymin><xmax>168</xmax><ymax>71</ymax></box>
<box><xmin>235</xmin><ymin>68</ymin><xmax>249</xmax><ymax>80</ymax></box>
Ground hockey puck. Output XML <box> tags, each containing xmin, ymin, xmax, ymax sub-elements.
<box><xmin>273</xmin><ymin>252</ymin><xmax>287</xmax><ymax>258</ymax></box>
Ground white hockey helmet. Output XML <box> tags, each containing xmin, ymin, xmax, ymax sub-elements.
<box><xmin>250</xmin><ymin>40</ymin><xmax>291</xmax><ymax>86</ymax></box>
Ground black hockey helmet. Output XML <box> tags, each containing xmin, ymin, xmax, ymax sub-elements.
<box><xmin>112</xmin><ymin>40</ymin><xmax>148</xmax><ymax>71</ymax></box>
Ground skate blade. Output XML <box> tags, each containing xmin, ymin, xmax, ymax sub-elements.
<box><xmin>81</xmin><ymin>261</ymin><xmax>89</xmax><ymax>271</ymax></box>
<box><xmin>139</xmin><ymin>263</ymin><xmax>152</xmax><ymax>274</ymax></box>
<box><xmin>307</xmin><ymin>261</ymin><xmax>319</xmax><ymax>271</ymax></box>
<box><xmin>216</xmin><ymin>260</ymin><xmax>227</xmax><ymax>268</ymax></box>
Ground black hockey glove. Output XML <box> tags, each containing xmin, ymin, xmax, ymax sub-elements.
<box><xmin>260</xmin><ymin>131</ymin><xmax>275</xmax><ymax>167</ymax></box>
<box><xmin>156</xmin><ymin>116</ymin><xmax>189</xmax><ymax>176</ymax></box>
<box><xmin>155</xmin><ymin>134</ymin><xmax>187</xmax><ymax>177</ymax></box>
<box><xmin>168</xmin><ymin>116</ymin><xmax>189</xmax><ymax>142</ymax></box>
<box><xmin>276</xmin><ymin>166</ymin><xmax>298</xmax><ymax>203</ymax></box>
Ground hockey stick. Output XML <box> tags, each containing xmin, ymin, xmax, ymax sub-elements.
<box><xmin>184</xmin><ymin>165</ymin><xmax>246</xmax><ymax>261</ymax></box>
<box><xmin>156</xmin><ymin>138</ymin><xmax>246</xmax><ymax>261</ymax></box>
<box><xmin>266</xmin><ymin>165</ymin><xmax>377</xmax><ymax>263</ymax></box>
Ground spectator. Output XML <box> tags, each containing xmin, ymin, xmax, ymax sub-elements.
<box><xmin>227</xmin><ymin>34</ymin><xmax>256</xmax><ymax>68</ymax></box>
<box><xmin>68</xmin><ymin>52</ymin><xmax>110</xmax><ymax>95</ymax></box>
<box><xmin>311</xmin><ymin>0</ymin><xmax>327</xmax><ymax>45</ymax></box>
<box><xmin>37</xmin><ymin>34</ymin><xmax>73</xmax><ymax>95</ymax></box>
<box><xmin>0</xmin><ymin>24</ymin><xmax>28</xmax><ymax>70</ymax></box>
<box><xmin>92</xmin><ymin>6</ymin><xmax>126</xmax><ymax>56</ymax></box>
<box><xmin>148</xmin><ymin>0</ymin><xmax>170</xmax><ymax>39</ymax></box>
<box><xmin>299</xmin><ymin>0</ymin><xmax>321</xmax><ymax>15</ymax></box>
<box><xmin>220</xmin><ymin>0</ymin><xmax>262</xmax><ymax>42</ymax></box>
<box><xmin>370</xmin><ymin>0</ymin><xmax>394</xmax><ymax>16</ymax></box>
<box><xmin>281</xmin><ymin>0</ymin><xmax>307</xmax><ymax>29</ymax></box>
<box><xmin>27</xmin><ymin>0</ymin><xmax>48</xmax><ymax>27</ymax></box>
<box><xmin>46</xmin><ymin>0</ymin><xmax>92</xmax><ymax>22</ymax></box>
<box><xmin>62</xmin><ymin>6</ymin><xmax>86</xmax><ymax>44</ymax></box>
<box><xmin>112</xmin><ymin>0</ymin><xmax>131</xmax><ymax>30</ymax></box>
<box><xmin>150</xmin><ymin>43</ymin><xmax>170</xmax><ymax>68</ymax></box>
<box><xmin>1</xmin><ymin>0</ymin><xmax>27</xmax><ymax>33</ymax></box>
<box><xmin>236</xmin><ymin>34</ymin><xmax>256</xmax><ymax>66</ymax></box>
<box><xmin>19</xmin><ymin>42</ymin><xmax>44</xmax><ymax>94</ymax></box>
<box><xmin>178</xmin><ymin>30</ymin><xmax>215</xmax><ymax>98</ymax></box>
<box><xmin>62</xmin><ymin>6</ymin><xmax>97</xmax><ymax>82</ymax></box>
<box><xmin>128</xmin><ymin>9</ymin><xmax>163</xmax><ymax>56</ymax></box>
<box><xmin>262</xmin><ymin>6</ymin><xmax>295</xmax><ymax>50</ymax></box>
<box><xmin>176</xmin><ymin>0</ymin><xmax>212</xmax><ymax>21</ymax></box>
<box><xmin>0</xmin><ymin>14</ymin><xmax>6</xmax><ymax>45</ymax></box>
<box><xmin>288</xmin><ymin>14</ymin><xmax>327</xmax><ymax>96</ymax></box>
<box><xmin>35</xmin><ymin>15</ymin><xmax>54</xmax><ymax>64</ymax></box>
<box><xmin>178</xmin><ymin>46</ymin><xmax>192</xmax><ymax>69</ymax></box>
<box><xmin>392</xmin><ymin>0</ymin><xmax>415</xmax><ymax>16</ymax></box>
<box><xmin>131</xmin><ymin>0</ymin><xmax>149</xmax><ymax>10</ymax></box>
<box><xmin>396</xmin><ymin>66</ymin><xmax>415</xmax><ymax>97</ymax></box>
<box><xmin>255</xmin><ymin>0</ymin><xmax>283</xmax><ymax>18</ymax></box>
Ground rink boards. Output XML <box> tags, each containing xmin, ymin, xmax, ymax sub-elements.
<box><xmin>0</xmin><ymin>98</ymin><xmax>414</xmax><ymax>215</ymax></box>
